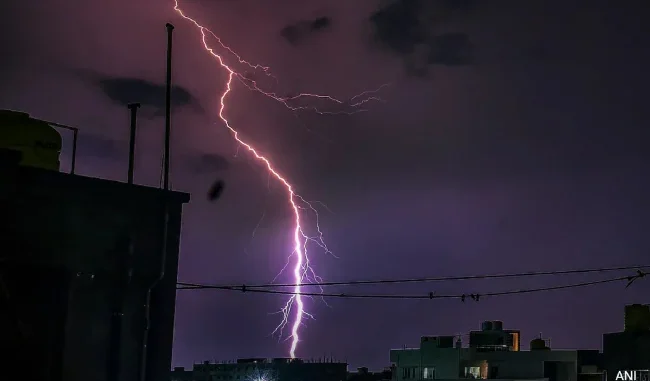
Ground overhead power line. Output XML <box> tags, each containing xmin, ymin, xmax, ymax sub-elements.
<box><xmin>177</xmin><ymin>264</ymin><xmax>649</xmax><ymax>290</ymax></box>
<box><xmin>176</xmin><ymin>271</ymin><xmax>647</xmax><ymax>301</ymax></box>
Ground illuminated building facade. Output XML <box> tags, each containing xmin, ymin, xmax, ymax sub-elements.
<box><xmin>468</xmin><ymin>321</ymin><xmax>520</xmax><ymax>352</ymax></box>
<box><xmin>390</xmin><ymin>321</ymin><xmax>601</xmax><ymax>381</ymax></box>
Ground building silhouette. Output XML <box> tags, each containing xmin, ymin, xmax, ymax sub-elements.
<box><xmin>0</xmin><ymin>110</ymin><xmax>189</xmax><ymax>381</ymax></box>
<box><xmin>168</xmin><ymin>305</ymin><xmax>648</xmax><ymax>381</ymax></box>
<box><xmin>390</xmin><ymin>320</ymin><xmax>602</xmax><ymax>381</ymax></box>
<box><xmin>602</xmin><ymin>304</ymin><xmax>650</xmax><ymax>381</ymax></box>
<box><xmin>173</xmin><ymin>358</ymin><xmax>348</xmax><ymax>381</ymax></box>
<box><xmin>468</xmin><ymin>321</ymin><xmax>521</xmax><ymax>352</ymax></box>
<box><xmin>347</xmin><ymin>366</ymin><xmax>393</xmax><ymax>381</ymax></box>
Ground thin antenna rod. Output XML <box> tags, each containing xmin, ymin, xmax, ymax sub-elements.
<box><xmin>163</xmin><ymin>23</ymin><xmax>174</xmax><ymax>191</ymax></box>
<box><xmin>71</xmin><ymin>129</ymin><xmax>78</xmax><ymax>174</ymax></box>
<box><xmin>141</xmin><ymin>23</ymin><xmax>174</xmax><ymax>381</ymax></box>
<box><xmin>38</xmin><ymin>119</ymin><xmax>78</xmax><ymax>174</ymax></box>
<box><xmin>127</xmin><ymin>103</ymin><xmax>141</xmax><ymax>184</ymax></box>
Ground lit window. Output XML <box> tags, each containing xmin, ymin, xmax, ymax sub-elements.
<box><xmin>423</xmin><ymin>367</ymin><xmax>435</xmax><ymax>379</ymax></box>
<box><xmin>465</xmin><ymin>367</ymin><xmax>481</xmax><ymax>379</ymax></box>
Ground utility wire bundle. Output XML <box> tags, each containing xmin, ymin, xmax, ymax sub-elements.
<box><xmin>176</xmin><ymin>265</ymin><xmax>648</xmax><ymax>302</ymax></box>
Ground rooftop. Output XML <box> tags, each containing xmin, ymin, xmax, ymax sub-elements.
<box><xmin>0</xmin><ymin>161</ymin><xmax>190</xmax><ymax>205</ymax></box>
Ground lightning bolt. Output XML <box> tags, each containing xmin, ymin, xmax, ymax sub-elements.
<box><xmin>173</xmin><ymin>1</ymin><xmax>388</xmax><ymax>358</ymax></box>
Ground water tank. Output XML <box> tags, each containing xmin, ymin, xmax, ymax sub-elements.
<box><xmin>492</xmin><ymin>320</ymin><xmax>503</xmax><ymax>331</ymax></box>
<box><xmin>530</xmin><ymin>338</ymin><xmax>548</xmax><ymax>351</ymax></box>
<box><xmin>0</xmin><ymin>110</ymin><xmax>62</xmax><ymax>171</ymax></box>
<box><xmin>624</xmin><ymin>304</ymin><xmax>650</xmax><ymax>332</ymax></box>
<box><xmin>481</xmin><ymin>321</ymin><xmax>494</xmax><ymax>331</ymax></box>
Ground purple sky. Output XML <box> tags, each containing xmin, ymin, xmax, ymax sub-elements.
<box><xmin>2</xmin><ymin>0</ymin><xmax>650</xmax><ymax>370</ymax></box>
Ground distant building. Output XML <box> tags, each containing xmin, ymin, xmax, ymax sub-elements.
<box><xmin>469</xmin><ymin>321</ymin><xmax>521</xmax><ymax>352</ymax></box>
<box><xmin>190</xmin><ymin>358</ymin><xmax>348</xmax><ymax>381</ymax></box>
<box><xmin>390</xmin><ymin>320</ymin><xmax>602</xmax><ymax>381</ymax></box>
<box><xmin>602</xmin><ymin>304</ymin><xmax>650</xmax><ymax>381</ymax></box>
<box><xmin>0</xmin><ymin>110</ymin><xmax>190</xmax><ymax>381</ymax></box>
<box><xmin>347</xmin><ymin>366</ymin><xmax>393</xmax><ymax>381</ymax></box>
<box><xmin>172</xmin><ymin>367</ymin><xmax>194</xmax><ymax>381</ymax></box>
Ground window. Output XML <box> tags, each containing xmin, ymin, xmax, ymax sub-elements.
<box><xmin>423</xmin><ymin>367</ymin><xmax>436</xmax><ymax>379</ymax></box>
<box><xmin>465</xmin><ymin>367</ymin><xmax>481</xmax><ymax>379</ymax></box>
<box><xmin>401</xmin><ymin>367</ymin><xmax>419</xmax><ymax>379</ymax></box>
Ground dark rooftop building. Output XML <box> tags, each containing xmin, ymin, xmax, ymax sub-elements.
<box><xmin>171</xmin><ymin>366</ymin><xmax>194</xmax><ymax>381</ymax></box>
<box><xmin>192</xmin><ymin>358</ymin><xmax>348</xmax><ymax>381</ymax></box>
<box><xmin>347</xmin><ymin>366</ymin><xmax>393</xmax><ymax>381</ymax></box>
<box><xmin>0</xmin><ymin>110</ymin><xmax>190</xmax><ymax>381</ymax></box>
<box><xmin>602</xmin><ymin>304</ymin><xmax>650</xmax><ymax>381</ymax></box>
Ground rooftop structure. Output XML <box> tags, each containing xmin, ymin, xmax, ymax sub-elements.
<box><xmin>390</xmin><ymin>321</ymin><xmax>601</xmax><ymax>381</ymax></box>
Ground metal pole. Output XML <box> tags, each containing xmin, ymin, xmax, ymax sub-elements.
<box><xmin>71</xmin><ymin>129</ymin><xmax>78</xmax><ymax>174</ymax></box>
<box><xmin>163</xmin><ymin>23</ymin><xmax>174</xmax><ymax>191</ymax></box>
<box><xmin>140</xmin><ymin>23</ymin><xmax>174</xmax><ymax>381</ymax></box>
<box><xmin>127</xmin><ymin>103</ymin><xmax>141</xmax><ymax>184</ymax></box>
<box><xmin>37</xmin><ymin>120</ymin><xmax>78</xmax><ymax>174</ymax></box>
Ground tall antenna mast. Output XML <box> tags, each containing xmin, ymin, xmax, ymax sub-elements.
<box><xmin>163</xmin><ymin>23</ymin><xmax>174</xmax><ymax>190</ymax></box>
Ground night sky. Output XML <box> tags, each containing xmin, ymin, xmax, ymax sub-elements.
<box><xmin>2</xmin><ymin>0</ymin><xmax>650</xmax><ymax>371</ymax></box>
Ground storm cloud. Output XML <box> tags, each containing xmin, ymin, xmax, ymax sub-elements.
<box><xmin>66</xmin><ymin>67</ymin><xmax>204</xmax><ymax>117</ymax></box>
<box><xmin>96</xmin><ymin>77</ymin><xmax>203</xmax><ymax>116</ymax></box>
<box><xmin>369</xmin><ymin>0</ymin><xmax>474</xmax><ymax>75</ymax></box>
<box><xmin>280</xmin><ymin>16</ymin><xmax>332</xmax><ymax>46</ymax></box>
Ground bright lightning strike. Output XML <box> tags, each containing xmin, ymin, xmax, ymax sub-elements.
<box><xmin>173</xmin><ymin>1</ymin><xmax>388</xmax><ymax>358</ymax></box>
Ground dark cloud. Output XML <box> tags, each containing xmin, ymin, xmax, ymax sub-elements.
<box><xmin>280</xmin><ymin>16</ymin><xmax>332</xmax><ymax>46</ymax></box>
<box><xmin>68</xmin><ymin>68</ymin><xmax>204</xmax><ymax>116</ymax></box>
<box><xmin>97</xmin><ymin>77</ymin><xmax>203</xmax><ymax>116</ymax></box>
<box><xmin>369</xmin><ymin>0</ymin><xmax>425</xmax><ymax>55</ymax></box>
<box><xmin>369</xmin><ymin>0</ymin><xmax>474</xmax><ymax>75</ymax></box>
<box><xmin>280</xmin><ymin>24</ymin><xmax>304</xmax><ymax>45</ymax></box>
<box><xmin>186</xmin><ymin>152</ymin><xmax>231</xmax><ymax>174</ymax></box>
<box><xmin>310</xmin><ymin>17</ymin><xmax>331</xmax><ymax>31</ymax></box>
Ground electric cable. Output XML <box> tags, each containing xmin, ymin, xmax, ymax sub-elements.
<box><xmin>176</xmin><ymin>271</ymin><xmax>646</xmax><ymax>301</ymax></box>
<box><xmin>177</xmin><ymin>264</ymin><xmax>649</xmax><ymax>290</ymax></box>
